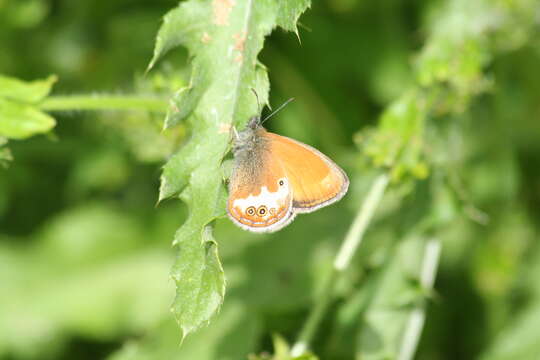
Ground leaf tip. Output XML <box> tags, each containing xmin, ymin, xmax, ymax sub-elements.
<box><xmin>158</xmin><ymin>177</ymin><xmax>172</xmax><ymax>203</ymax></box>
<box><xmin>179</xmin><ymin>326</ymin><xmax>190</xmax><ymax>345</ymax></box>
<box><xmin>294</xmin><ymin>27</ymin><xmax>302</xmax><ymax>45</ymax></box>
<box><xmin>154</xmin><ymin>196</ymin><xmax>162</xmax><ymax>208</ymax></box>
<box><xmin>47</xmin><ymin>74</ymin><xmax>59</xmax><ymax>85</ymax></box>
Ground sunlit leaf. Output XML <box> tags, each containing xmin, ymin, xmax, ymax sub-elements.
<box><xmin>171</xmin><ymin>225</ymin><xmax>225</xmax><ymax>341</ymax></box>
<box><xmin>0</xmin><ymin>74</ymin><xmax>57</xmax><ymax>142</ymax></box>
<box><xmin>248</xmin><ymin>333</ymin><xmax>319</xmax><ymax>360</ymax></box>
<box><xmin>0</xmin><ymin>74</ymin><xmax>56</xmax><ymax>103</ymax></box>
<box><xmin>151</xmin><ymin>0</ymin><xmax>310</xmax><ymax>340</ymax></box>
<box><xmin>0</xmin><ymin>98</ymin><xmax>56</xmax><ymax>139</ymax></box>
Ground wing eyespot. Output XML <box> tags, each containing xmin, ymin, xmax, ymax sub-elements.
<box><xmin>257</xmin><ymin>205</ymin><xmax>268</xmax><ymax>216</ymax></box>
<box><xmin>246</xmin><ymin>206</ymin><xmax>256</xmax><ymax>216</ymax></box>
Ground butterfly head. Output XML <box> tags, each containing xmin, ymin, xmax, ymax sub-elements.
<box><xmin>232</xmin><ymin>116</ymin><xmax>265</xmax><ymax>157</ymax></box>
<box><xmin>247</xmin><ymin>116</ymin><xmax>261</xmax><ymax>129</ymax></box>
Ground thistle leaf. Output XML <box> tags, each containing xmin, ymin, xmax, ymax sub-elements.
<box><xmin>0</xmin><ymin>74</ymin><xmax>57</xmax><ymax>103</ymax></box>
<box><xmin>0</xmin><ymin>98</ymin><xmax>56</xmax><ymax>140</ymax></box>
<box><xmin>0</xmin><ymin>74</ymin><xmax>57</xmax><ymax>141</ymax></box>
<box><xmin>151</xmin><ymin>0</ymin><xmax>310</xmax><ymax>339</ymax></box>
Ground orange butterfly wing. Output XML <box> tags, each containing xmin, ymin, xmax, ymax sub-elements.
<box><xmin>266</xmin><ymin>132</ymin><xmax>349</xmax><ymax>212</ymax></box>
<box><xmin>227</xmin><ymin>145</ymin><xmax>296</xmax><ymax>232</ymax></box>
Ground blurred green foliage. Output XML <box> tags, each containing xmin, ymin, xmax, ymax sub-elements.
<box><xmin>1</xmin><ymin>0</ymin><xmax>540</xmax><ymax>359</ymax></box>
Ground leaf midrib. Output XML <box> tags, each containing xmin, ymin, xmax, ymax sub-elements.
<box><xmin>228</xmin><ymin>0</ymin><xmax>255</xmax><ymax>129</ymax></box>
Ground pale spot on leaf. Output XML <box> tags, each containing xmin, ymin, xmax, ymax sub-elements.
<box><xmin>232</xmin><ymin>31</ymin><xmax>247</xmax><ymax>52</ymax></box>
<box><xmin>169</xmin><ymin>102</ymin><xmax>179</xmax><ymax>113</ymax></box>
<box><xmin>219</xmin><ymin>123</ymin><xmax>232</xmax><ymax>134</ymax></box>
<box><xmin>234</xmin><ymin>54</ymin><xmax>243</xmax><ymax>64</ymax></box>
<box><xmin>201</xmin><ymin>32</ymin><xmax>212</xmax><ymax>44</ymax></box>
<box><xmin>212</xmin><ymin>0</ymin><xmax>235</xmax><ymax>26</ymax></box>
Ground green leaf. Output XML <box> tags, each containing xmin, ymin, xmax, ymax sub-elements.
<box><xmin>0</xmin><ymin>74</ymin><xmax>57</xmax><ymax>103</ymax></box>
<box><xmin>164</xmin><ymin>64</ymin><xmax>210</xmax><ymax>129</ymax></box>
<box><xmin>151</xmin><ymin>0</ymin><xmax>310</xmax><ymax>340</ymax></box>
<box><xmin>248</xmin><ymin>334</ymin><xmax>319</xmax><ymax>360</ymax></box>
<box><xmin>171</xmin><ymin>225</ymin><xmax>226</xmax><ymax>341</ymax></box>
<box><xmin>0</xmin><ymin>74</ymin><xmax>57</xmax><ymax>141</ymax></box>
<box><xmin>276</xmin><ymin>1</ymin><xmax>310</xmax><ymax>32</ymax></box>
<box><xmin>273</xmin><ymin>335</ymin><xmax>319</xmax><ymax>360</ymax></box>
<box><xmin>356</xmin><ymin>91</ymin><xmax>427</xmax><ymax>182</ymax></box>
<box><xmin>0</xmin><ymin>98</ymin><xmax>56</xmax><ymax>139</ymax></box>
<box><xmin>149</xmin><ymin>0</ymin><xmax>210</xmax><ymax>127</ymax></box>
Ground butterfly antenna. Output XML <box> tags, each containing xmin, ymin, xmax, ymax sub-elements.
<box><xmin>250</xmin><ymin>88</ymin><xmax>262</xmax><ymax>115</ymax></box>
<box><xmin>261</xmin><ymin>97</ymin><xmax>295</xmax><ymax>124</ymax></box>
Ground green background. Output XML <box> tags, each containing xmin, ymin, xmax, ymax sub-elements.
<box><xmin>1</xmin><ymin>0</ymin><xmax>540</xmax><ymax>359</ymax></box>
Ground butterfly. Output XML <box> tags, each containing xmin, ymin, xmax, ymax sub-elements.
<box><xmin>227</xmin><ymin>100</ymin><xmax>349</xmax><ymax>233</ymax></box>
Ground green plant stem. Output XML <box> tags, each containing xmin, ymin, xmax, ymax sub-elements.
<box><xmin>39</xmin><ymin>95</ymin><xmax>168</xmax><ymax>113</ymax></box>
<box><xmin>291</xmin><ymin>173</ymin><xmax>390</xmax><ymax>356</ymax></box>
<box><xmin>397</xmin><ymin>238</ymin><xmax>441</xmax><ymax>360</ymax></box>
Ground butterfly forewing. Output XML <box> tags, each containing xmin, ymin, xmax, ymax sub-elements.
<box><xmin>266</xmin><ymin>132</ymin><xmax>349</xmax><ymax>212</ymax></box>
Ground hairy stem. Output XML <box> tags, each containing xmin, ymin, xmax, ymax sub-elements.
<box><xmin>40</xmin><ymin>95</ymin><xmax>168</xmax><ymax>113</ymax></box>
<box><xmin>291</xmin><ymin>173</ymin><xmax>390</xmax><ymax>356</ymax></box>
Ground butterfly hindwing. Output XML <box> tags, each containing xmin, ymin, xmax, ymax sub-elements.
<box><xmin>227</xmin><ymin>148</ymin><xmax>295</xmax><ymax>232</ymax></box>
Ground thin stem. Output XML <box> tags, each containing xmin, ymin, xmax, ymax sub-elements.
<box><xmin>290</xmin><ymin>272</ymin><xmax>337</xmax><ymax>356</ymax></box>
<box><xmin>397</xmin><ymin>238</ymin><xmax>442</xmax><ymax>360</ymax></box>
<box><xmin>39</xmin><ymin>95</ymin><xmax>168</xmax><ymax>113</ymax></box>
<box><xmin>291</xmin><ymin>174</ymin><xmax>390</xmax><ymax>356</ymax></box>
<box><xmin>334</xmin><ymin>174</ymin><xmax>390</xmax><ymax>271</ymax></box>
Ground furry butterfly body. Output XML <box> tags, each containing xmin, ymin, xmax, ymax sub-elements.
<box><xmin>227</xmin><ymin>116</ymin><xmax>349</xmax><ymax>233</ymax></box>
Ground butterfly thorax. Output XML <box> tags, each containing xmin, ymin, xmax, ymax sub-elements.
<box><xmin>232</xmin><ymin>117</ymin><xmax>267</xmax><ymax>159</ymax></box>
<box><xmin>231</xmin><ymin>118</ymin><xmax>270</xmax><ymax>187</ymax></box>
